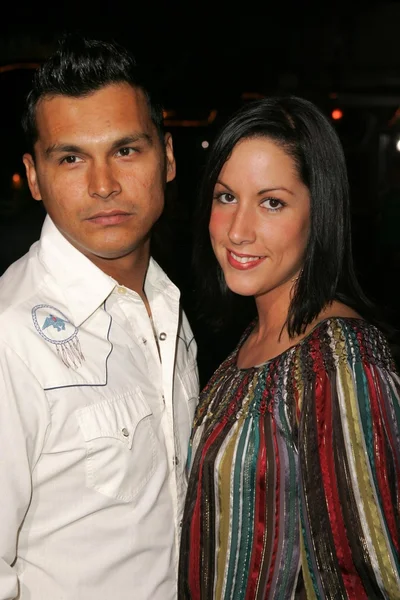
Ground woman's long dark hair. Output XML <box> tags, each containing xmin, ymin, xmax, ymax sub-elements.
<box><xmin>192</xmin><ymin>95</ymin><xmax>375</xmax><ymax>337</ymax></box>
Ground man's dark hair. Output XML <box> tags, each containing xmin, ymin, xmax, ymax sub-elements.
<box><xmin>193</xmin><ymin>95</ymin><xmax>374</xmax><ymax>337</ymax></box>
<box><xmin>21</xmin><ymin>33</ymin><xmax>165</xmax><ymax>154</ymax></box>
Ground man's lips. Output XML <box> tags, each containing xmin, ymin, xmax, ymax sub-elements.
<box><xmin>226</xmin><ymin>249</ymin><xmax>266</xmax><ymax>270</ymax></box>
<box><xmin>86</xmin><ymin>210</ymin><xmax>132</xmax><ymax>226</ymax></box>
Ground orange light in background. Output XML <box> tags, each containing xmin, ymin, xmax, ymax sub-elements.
<box><xmin>163</xmin><ymin>109</ymin><xmax>218</xmax><ymax>127</ymax></box>
<box><xmin>241</xmin><ymin>92</ymin><xmax>265</xmax><ymax>100</ymax></box>
<box><xmin>12</xmin><ymin>173</ymin><xmax>22</xmax><ymax>189</ymax></box>
<box><xmin>163</xmin><ymin>109</ymin><xmax>176</xmax><ymax>119</ymax></box>
<box><xmin>331</xmin><ymin>108</ymin><xmax>343</xmax><ymax>120</ymax></box>
<box><xmin>388</xmin><ymin>107</ymin><xmax>400</xmax><ymax>127</ymax></box>
<box><xmin>0</xmin><ymin>62</ymin><xmax>40</xmax><ymax>74</ymax></box>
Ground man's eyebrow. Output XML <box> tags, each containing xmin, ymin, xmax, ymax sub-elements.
<box><xmin>44</xmin><ymin>133</ymin><xmax>153</xmax><ymax>158</ymax></box>
<box><xmin>45</xmin><ymin>143</ymin><xmax>82</xmax><ymax>158</ymax></box>
<box><xmin>109</xmin><ymin>133</ymin><xmax>153</xmax><ymax>152</ymax></box>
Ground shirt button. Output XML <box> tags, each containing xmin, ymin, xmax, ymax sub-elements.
<box><xmin>173</xmin><ymin>455</ymin><xmax>179</xmax><ymax>466</ymax></box>
<box><xmin>121</xmin><ymin>427</ymin><xmax>129</xmax><ymax>437</ymax></box>
<box><xmin>117</xmin><ymin>286</ymin><xmax>126</xmax><ymax>295</ymax></box>
<box><xmin>162</xmin><ymin>395</ymin><xmax>165</xmax><ymax>404</ymax></box>
<box><xmin>159</xmin><ymin>332</ymin><xmax>167</xmax><ymax>341</ymax></box>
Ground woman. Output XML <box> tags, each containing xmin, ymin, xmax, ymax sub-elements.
<box><xmin>178</xmin><ymin>96</ymin><xmax>400</xmax><ymax>599</ymax></box>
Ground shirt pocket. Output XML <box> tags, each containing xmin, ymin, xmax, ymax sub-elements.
<box><xmin>76</xmin><ymin>387</ymin><xmax>157</xmax><ymax>503</ymax></box>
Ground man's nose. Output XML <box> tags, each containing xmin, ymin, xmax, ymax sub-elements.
<box><xmin>88</xmin><ymin>162</ymin><xmax>122</xmax><ymax>199</ymax></box>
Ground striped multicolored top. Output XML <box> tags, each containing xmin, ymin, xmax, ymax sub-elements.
<box><xmin>178</xmin><ymin>317</ymin><xmax>400</xmax><ymax>599</ymax></box>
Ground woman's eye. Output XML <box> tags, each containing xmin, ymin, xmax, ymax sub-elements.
<box><xmin>263</xmin><ymin>198</ymin><xmax>284</xmax><ymax>210</ymax></box>
<box><xmin>216</xmin><ymin>192</ymin><xmax>236</xmax><ymax>204</ymax></box>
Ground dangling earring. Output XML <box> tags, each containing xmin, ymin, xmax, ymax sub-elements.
<box><xmin>291</xmin><ymin>269</ymin><xmax>302</xmax><ymax>283</ymax></box>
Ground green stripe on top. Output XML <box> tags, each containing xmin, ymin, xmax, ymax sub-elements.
<box><xmin>275</xmin><ymin>398</ymin><xmax>299</xmax><ymax>600</ymax></box>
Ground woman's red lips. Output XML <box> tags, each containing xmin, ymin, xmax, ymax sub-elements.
<box><xmin>227</xmin><ymin>249</ymin><xmax>265</xmax><ymax>270</ymax></box>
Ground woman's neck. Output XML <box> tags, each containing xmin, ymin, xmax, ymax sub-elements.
<box><xmin>253</xmin><ymin>283</ymin><xmax>293</xmax><ymax>343</ymax></box>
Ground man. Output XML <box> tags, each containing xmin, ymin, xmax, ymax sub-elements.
<box><xmin>0</xmin><ymin>34</ymin><xmax>199</xmax><ymax>599</ymax></box>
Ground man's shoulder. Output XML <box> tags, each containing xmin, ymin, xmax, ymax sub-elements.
<box><xmin>0</xmin><ymin>241</ymin><xmax>45</xmax><ymax>319</ymax></box>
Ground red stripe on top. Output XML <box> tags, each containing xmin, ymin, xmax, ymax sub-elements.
<box><xmin>246</xmin><ymin>415</ymin><xmax>278</xmax><ymax>599</ymax></box>
<box><xmin>317</xmin><ymin>369</ymin><xmax>368</xmax><ymax>599</ymax></box>
<box><xmin>188</xmin><ymin>416</ymin><xmax>227</xmax><ymax>599</ymax></box>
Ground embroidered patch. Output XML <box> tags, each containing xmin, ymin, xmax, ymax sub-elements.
<box><xmin>32</xmin><ymin>304</ymin><xmax>85</xmax><ymax>368</ymax></box>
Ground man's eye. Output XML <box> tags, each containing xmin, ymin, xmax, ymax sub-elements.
<box><xmin>61</xmin><ymin>155</ymin><xmax>80</xmax><ymax>164</ymax></box>
<box><xmin>117</xmin><ymin>147</ymin><xmax>136</xmax><ymax>157</ymax></box>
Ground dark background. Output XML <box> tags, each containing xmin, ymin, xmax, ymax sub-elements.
<box><xmin>1</xmin><ymin>1</ymin><xmax>400</xmax><ymax>382</ymax></box>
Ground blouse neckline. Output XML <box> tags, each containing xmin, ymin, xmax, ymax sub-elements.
<box><xmin>235</xmin><ymin>316</ymin><xmax>366</xmax><ymax>372</ymax></box>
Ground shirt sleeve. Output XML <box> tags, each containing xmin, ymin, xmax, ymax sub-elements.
<box><xmin>299</xmin><ymin>346</ymin><xmax>400</xmax><ymax>599</ymax></box>
<box><xmin>0</xmin><ymin>342</ymin><xmax>50</xmax><ymax>600</ymax></box>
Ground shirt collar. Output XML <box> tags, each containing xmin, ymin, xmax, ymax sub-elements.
<box><xmin>38</xmin><ymin>216</ymin><xmax>115</xmax><ymax>327</ymax></box>
<box><xmin>37</xmin><ymin>216</ymin><xmax>179</xmax><ymax>327</ymax></box>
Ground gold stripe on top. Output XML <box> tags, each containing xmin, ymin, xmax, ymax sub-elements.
<box><xmin>300</xmin><ymin>528</ymin><xmax>318</xmax><ymax>600</ymax></box>
<box><xmin>337</xmin><ymin>359</ymin><xmax>400</xmax><ymax>597</ymax></box>
<box><xmin>215</xmin><ymin>422</ymin><xmax>241</xmax><ymax>600</ymax></box>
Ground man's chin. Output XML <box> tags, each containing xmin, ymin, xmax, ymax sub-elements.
<box><xmin>86</xmin><ymin>242</ymin><xmax>151</xmax><ymax>263</ymax></box>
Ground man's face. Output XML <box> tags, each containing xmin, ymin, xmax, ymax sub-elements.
<box><xmin>23</xmin><ymin>83</ymin><xmax>175</xmax><ymax>266</ymax></box>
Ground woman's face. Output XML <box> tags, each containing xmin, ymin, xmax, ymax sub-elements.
<box><xmin>209</xmin><ymin>136</ymin><xmax>310</xmax><ymax>301</ymax></box>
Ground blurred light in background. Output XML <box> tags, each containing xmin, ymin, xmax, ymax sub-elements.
<box><xmin>12</xmin><ymin>173</ymin><xmax>22</xmax><ymax>189</ymax></box>
<box><xmin>163</xmin><ymin>109</ymin><xmax>217</xmax><ymax>127</ymax></box>
<box><xmin>241</xmin><ymin>92</ymin><xmax>265</xmax><ymax>100</ymax></box>
<box><xmin>0</xmin><ymin>62</ymin><xmax>40</xmax><ymax>74</ymax></box>
<box><xmin>331</xmin><ymin>108</ymin><xmax>343</xmax><ymax>120</ymax></box>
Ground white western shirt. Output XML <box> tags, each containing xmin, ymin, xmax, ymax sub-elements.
<box><xmin>0</xmin><ymin>216</ymin><xmax>199</xmax><ymax>600</ymax></box>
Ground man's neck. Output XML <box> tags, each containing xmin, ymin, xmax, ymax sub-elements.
<box><xmin>90</xmin><ymin>250</ymin><xmax>150</xmax><ymax>296</ymax></box>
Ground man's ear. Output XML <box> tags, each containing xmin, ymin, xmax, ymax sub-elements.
<box><xmin>23</xmin><ymin>153</ymin><xmax>42</xmax><ymax>201</ymax></box>
<box><xmin>164</xmin><ymin>133</ymin><xmax>176</xmax><ymax>183</ymax></box>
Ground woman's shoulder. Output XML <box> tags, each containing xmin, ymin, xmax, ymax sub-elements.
<box><xmin>300</xmin><ymin>304</ymin><xmax>396</xmax><ymax>372</ymax></box>
<box><xmin>312</xmin><ymin>300</ymin><xmax>361</xmax><ymax>323</ymax></box>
